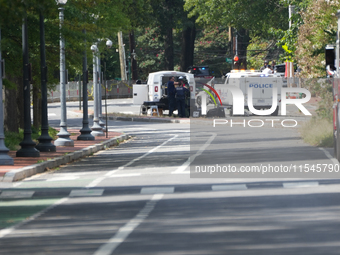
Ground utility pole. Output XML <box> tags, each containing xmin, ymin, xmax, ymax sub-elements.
<box><xmin>118</xmin><ymin>31</ymin><xmax>127</xmax><ymax>81</ymax></box>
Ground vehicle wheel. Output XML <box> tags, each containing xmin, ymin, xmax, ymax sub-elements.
<box><xmin>229</xmin><ymin>108</ymin><xmax>233</xmax><ymax>117</ymax></box>
<box><xmin>271</xmin><ymin>106</ymin><xmax>279</xmax><ymax>116</ymax></box>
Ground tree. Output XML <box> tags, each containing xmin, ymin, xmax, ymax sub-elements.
<box><xmin>184</xmin><ymin>0</ymin><xmax>288</xmax><ymax>69</ymax></box>
<box><xmin>0</xmin><ymin>0</ymin><xmax>132</xmax><ymax>132</ymax></box>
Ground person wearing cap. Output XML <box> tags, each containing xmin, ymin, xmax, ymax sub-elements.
<box><xmin>175</xmin><ymin>77</ymin><xmax>188</xmax><ymax>118</ymax></box>
<box><xmin>167</xmin><ymin>76</ymin><xmax>179</xmax><ymax>117</ymax></box>
<box><xmin>260</xmin><ymin>60</ymin><xmax>269</xmax><ymax>72</ymax></box>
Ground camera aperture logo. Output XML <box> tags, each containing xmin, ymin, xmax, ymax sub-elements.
<box><xmin>199</xmin><ymin>83</ymin><xmax>312</xmax><ymax>128</ymax></box>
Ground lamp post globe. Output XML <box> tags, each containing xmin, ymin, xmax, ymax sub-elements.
<box><xmin>56</xmin><ymin>0</ymin><xmax>68</xmax><ymax>4</ymax></box>
<box><xmin>106</xmin><ymin>40</ymin><xmax>113</xmax><ymax>48</ymax></box>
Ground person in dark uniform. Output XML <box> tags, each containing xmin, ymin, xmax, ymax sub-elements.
<box><xmin>175</xmin><ymin>77</ymin><xmax>188</xmax><ymax>118</ymax></box>
<box><xmin>167</xmin><ymin>76</ymin><xmax>178</xmax><ymax>117</ymax></box>
<box><xmin>260</xmin><ymin>60</ymin><xmax>269</xmax><ymax>72</ymax></box>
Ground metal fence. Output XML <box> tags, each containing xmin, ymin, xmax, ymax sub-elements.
<box><xmin>48</xmin><ymin>80</ymin><xmax>134</xmax><ymax>103</ymax></box>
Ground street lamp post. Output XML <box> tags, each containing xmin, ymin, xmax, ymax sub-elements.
<box><xmin>36</xmin><ymin>12</ymin><xmax>56</xmax><ymax>152</ymax></box>
<box><xmin>77</xmin><ymin>30</ymin><xmax>95</xmax><ymax>141</ymax></box>
<box><xmin>16</xmin><ymin>12</ymin><xmax>40</xmax><ymax>157</ymax></box>
<box><xmin>54</xmin><ymin>0</ymin><xmax>74</xmax><ymax>147</ymax></box>
<box><xmin>0</xmin><ymin>28</ymin><xmax>14</xmax><ymax>165</ymax></box>
<box><xmin>97</xmin><ymin>55</ymin><xmax>105</xmax><ymax>129</ymax></box>
<box><xmin>90</xmin><ymin>44</ymin><xmax>104</xmax><ymax>136</ymax></box>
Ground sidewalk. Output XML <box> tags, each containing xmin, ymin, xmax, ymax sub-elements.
<box><xmin>0</xmin><ymin>129</ymin><xmax>129</xmax><ymax>183</ymax></box>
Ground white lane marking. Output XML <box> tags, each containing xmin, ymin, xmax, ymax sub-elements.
<box><xmin>319</xmin><ymin>148</ymin><xmax>339</xmax><ymax>165</ymax></box>
<box><xmin>0</xmin><ymin>191</ymin><xmax>35</xmax><ymax>198</ymax></box>
<box><xmin>109</xmin><ymin>173</ymin><xmax>141</xmax><ymax>178</ymax></box>
<box><xmin>172</xmin><ymin>133</ymin><xmax>217</xmax><ymax>174</ymax></box>
<box><xmin>140</xmin><ymin>187</ymin><xmax>174</xmax><ymax>194</ymax></box>
<box><xmin>283</xmin><ymin>182</ymin><xmax>319</xmax><ymax>188</ymax></box>
<box><xmin>69</xmin><ymin>189</ymin><xmax>104</xmax><ymax>197</ymax></box>
<box><xmin>93</xmin><ymin>194</ymin><xmax>164</xmax><ymax>255</ymax></box>
<box><xmin>106</xmin><ymin>135</ymin><xmax>179</xmax><ymax>177</ymax></box>
<box><xmin>212</xmin><ymin>184</ymin><xmax>248</xmax><ymax>191</ymax></box>
<box><xmin>86</xmin><ymin>177</ymin><xmax>107</xmax><ymax>188</ymax></box>
<box><xmin>88</xmin><ymin>135</ymin><xmax>178</xmax><ymax>187</ymax></box>
<box><xmin>0</xmin><ymin>197</ymin><xmax>68</xmax><ymax>239</ymax></box>
<box><xmin>47</xmin><ymin>176</ymin><xmax>79</xmax><ymax>182</ymax></box>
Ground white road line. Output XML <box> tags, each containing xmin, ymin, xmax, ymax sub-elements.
<box><xmin>86</xmin><ymin>177</ymin><xmax>107</xmax><ymax>188</ymax></box>
<box><xmin>0</xmin><ymin>191</ymin><xmax>35</xmax><ymax>198</ymax></box>
<box><xmin>93</xmin><ymin>194</ymin><xmax>164</xmax><ymax>255</ymax></box>
<box><xmin>109</xmin><ymin>173</ymin><xmax>141</xmax><ymax>178</ymax></box>
<box><xmin>140</xmin><ymin>187</ymin><xmax>174</xmax><ymax>194</ymax></box>
<box><xmin>283</xmin><ymin>182</ymin><xmax>319</xmax><ymax>188</ymax></box>
<box><xmin>69</xmin><ymin>189</ymin><xmax>104</xmax><ymax>197</ymax></box>
<box><xmin>172</xmin><ymin>133</ymin><xmax>217</xmax><ymax>174</ymax></box>
<box><xmin>88</xmin><ymin>135</ymin><xmax>178</xmax><ymax>186</ymax></box>
<box><xmin>47</xmin><ymin>176</ymin><xmax>79</xmax><ymax>182</ymax></box>
<box><xmin>0</xmin><ymin>197</ymin><xmax>68</xmax><ymax>239</ymax></box>
<box><xmin>319</xmin><ymin>148</ymin><xmax>339</xmax><ymax>165</ymax></box>
<box><xmin>106</xmin><ymin>135</ymin><xmax>178</xmax><ymax>177</ymax></box>
<box><xmin>212</xmin><ymin>184</ymin><xmax>248</xmax><ymax>191</ymax></box>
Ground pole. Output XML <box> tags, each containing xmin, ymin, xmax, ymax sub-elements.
<box><xmin>91</xmin><ymin>48</ymin><xmax>104</xmax><ymax>136</ymax></box>
<box><xmin>78</xmin><ymin>30</ymin><xmax>94</xmax><ymax>140</ymax></box>
<box><xmin>97</xmin><ymin>55</ymin><xmax>104</xmax><ymax>129</ymax></box>
<box><xmin>104</xmin><ymin>64</ymin><xmax>108</xmax><ymax>138</ymax></box>
<box><xmin>16</xmin><ymin>12</ymin><xmax>40</xmax><ymax>157</ymax></box>
<box><xmin>78</xmin><ymin>74</ymin><xmax>81</xmax><ymax>110</ymax></box>
<box><xmin>36</xmin><ymin>12</ymin><xmax>56</xmax><ymax>152</ymax></box>
<box><xmin>118</xmin><ymin>31</ymin><xmax>127</xmax><ymax>81</ymax></box>
<box><xmin>54</xmin><ymin>5</ymin><xmax>74</xmax><ymax>146</ymax></box>
<box><xmin>0</xmin><ymin>28</ymin><xmax>14</xmax><ymax>164</ymax></box>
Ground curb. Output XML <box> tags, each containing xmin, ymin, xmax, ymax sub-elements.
<box><xmin>89</xmin><ymin>114</ymin><xmax>190</xmax><ymax>124</ymax></box>
<box><xmin>1</xmin><ymin>134</ymin><xmax>130</xmax><ymax>183</ymax></box>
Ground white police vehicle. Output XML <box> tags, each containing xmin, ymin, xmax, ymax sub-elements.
<box><xmin>214</xmin><ymin>70</ymin><xmax>285</xmax><ymax>116</ymax></box>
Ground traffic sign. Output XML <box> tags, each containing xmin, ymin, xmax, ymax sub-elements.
<box><xmin>226</xmin><ymin>58</ymin><xmax>232</xmax><ymax>63</ymax></box>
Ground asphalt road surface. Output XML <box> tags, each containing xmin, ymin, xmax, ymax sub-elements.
<box><xmin>1</xmin><ymin>99</ymin><xmax>340</xmax><ymax>255</ymax></box>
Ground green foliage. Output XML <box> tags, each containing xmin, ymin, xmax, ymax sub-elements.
<box><xmin>136</xmin><ymin>27</ymin><xmax>167</xmax><ymax>79</ymax></box>
<box><xmin>295</xmin><ymin>0</ymin><xmax>339</xmax><ymax>78</ymax></box>
<box><xmin>4</xmin><ymin>126</ymin><xmax>58</xmax><ymax>151</ymax></box>
<box><xmin>194</xmin><ymin>26</ymin><xmax>230</xmax><ymax>76</ymax></box>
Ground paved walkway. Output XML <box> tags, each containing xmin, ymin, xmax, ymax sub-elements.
<box><xmin>0</xmin><ymin>129</ymin><xmax>129</xmax><ymax>182</ymax></box>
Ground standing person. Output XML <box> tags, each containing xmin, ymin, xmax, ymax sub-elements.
<box><xmin>167</xmin><ymin>76</ymin><xmax>178</xmax><ymax>117</ymax></box>
<box><xmin>271</xmin><ymin>60</ymin><xmax>276</xmax><ymax>72</ymax></box>
<box><xmin>175</xmin><ymin>77</ymin><xmax>188</xmax><ymax>118</ymax></box>
<box><xmin>260</xmin><ymin>60</ymin><xmax>269</xmax><ymax>72</ymax></box>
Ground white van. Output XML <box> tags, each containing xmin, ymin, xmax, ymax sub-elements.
<box><xmin>214</xmin><ymin>71</ymin><xmax>284</xmax><ymax>116</ymax></box>
<box><xmin>133</xmin><ymin>71</ymin><xmax>196</xmax><ymax>106</ymax></box>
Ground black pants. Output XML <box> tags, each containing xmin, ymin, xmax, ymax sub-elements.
<box><xmin>176</xmin><ymin>97</ymin><xmax>186</xmax><ymax>117</ymax></box>
<box><xmin>168</xmin><ymin>95</ymin><xmax>176</xmax><ymax>116</ymax></box>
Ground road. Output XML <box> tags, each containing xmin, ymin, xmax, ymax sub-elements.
<box><xmin>1</xmin><ymin>99</ymin><xmax>340</xmax><ymax>254</ymax></box>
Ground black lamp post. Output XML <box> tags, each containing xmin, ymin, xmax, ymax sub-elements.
<box><xmin>78</xmin><ymin>30</ymin><xmax>94</xmax><ymax>141</ymax></box>
<box><xmin>16</xmin><ymin>12</ymin><xmax>40</xmax><ymax>157</ymax></box>
<box><xmin>36</xmin><ymin>12</ymin><xmax>56</xmax><ymax>152</ymax></box>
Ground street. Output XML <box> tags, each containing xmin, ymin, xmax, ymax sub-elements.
<box><xmin>1</xmin><ymin>99</ymin><xmax>340</xmax><ymax>255</ymax></box>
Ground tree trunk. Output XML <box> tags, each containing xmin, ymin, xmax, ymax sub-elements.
<box><xmin>129</xmin><ymin>31</ymin><xmax>138</xmax><ymax>81</ymax></box>
<box><xmin>4</xmin><ymin>85</ymin><xmax>18</xmax><ymax>133</ymax></box>
<box><xmin>237</xmin><ymin>28</ymin><xmax>250</xmax><ymax>70</ymax></box>
<box><xmin>180</xmin><ymin>21</ymin><xmax>196</xmax><ymax>72</ymax></box>
<box><xmin>164</xmin><ymin>27</ymin><xmax>174</xmax><ymax>70</ymax></box>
